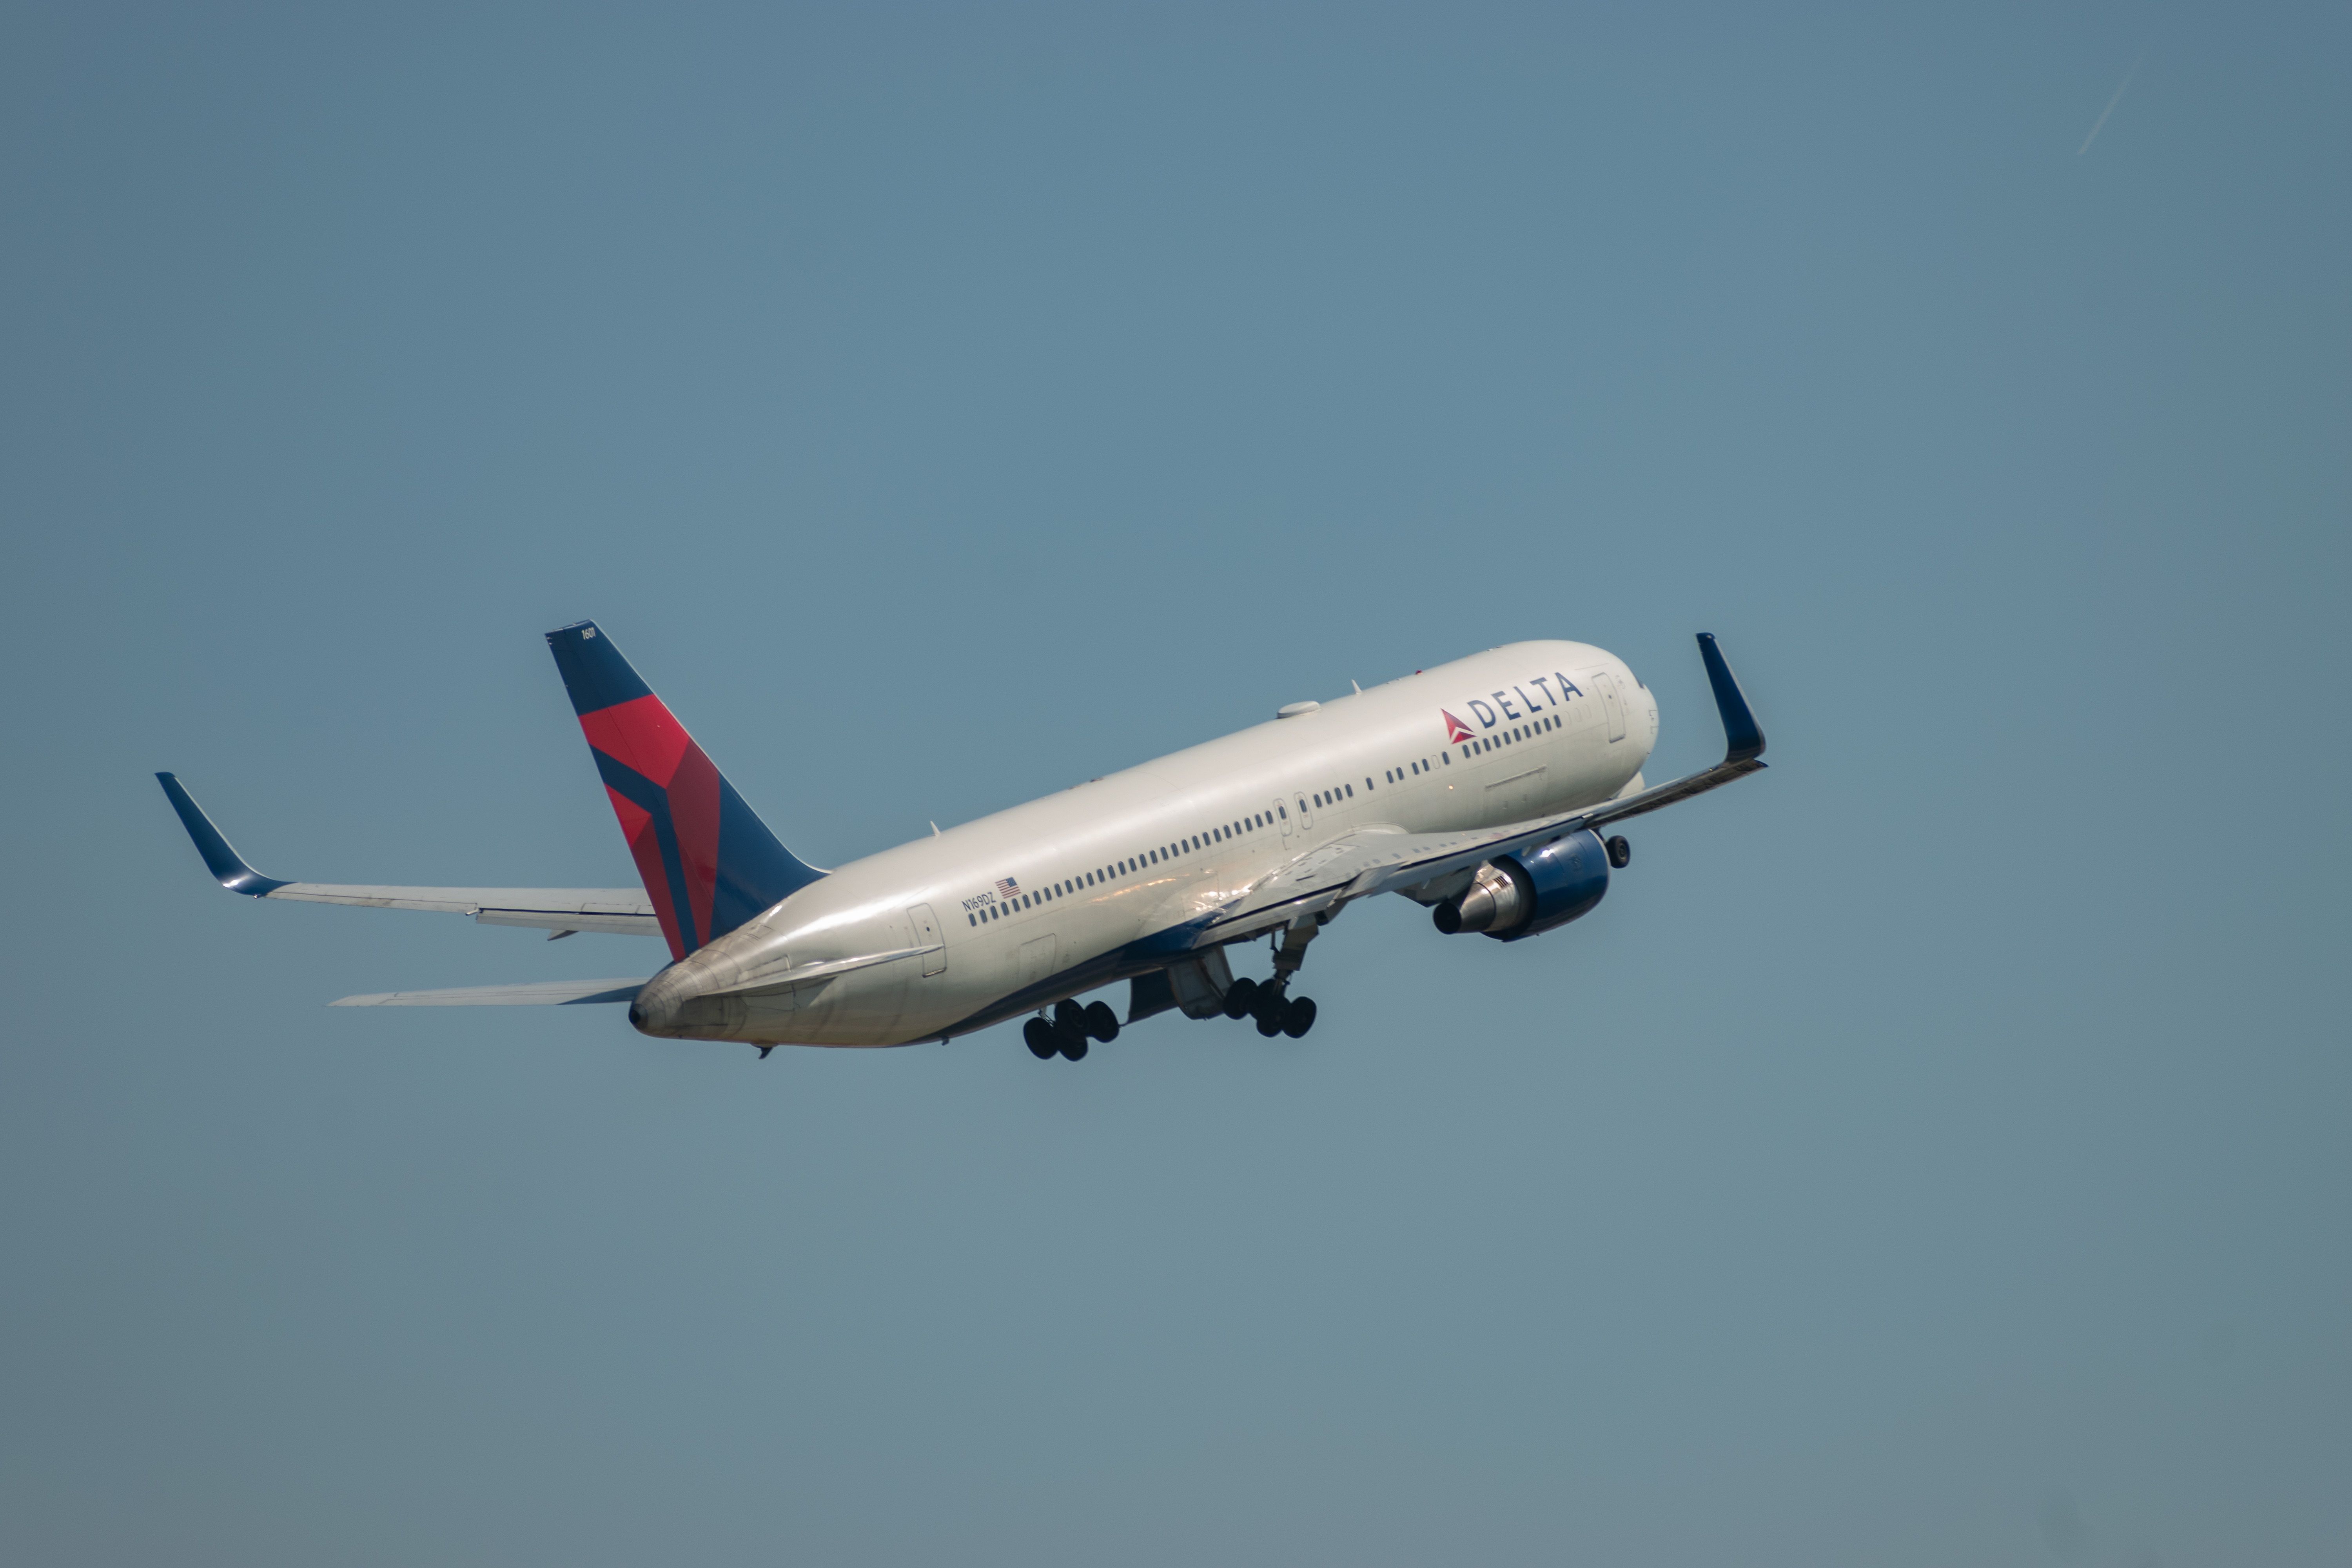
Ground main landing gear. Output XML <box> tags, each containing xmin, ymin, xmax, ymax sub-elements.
<box><xmin>1026</xmin><ymin>998</ymin><xmax>1120</xmax><ymax>1062</ymax></box>
<box><xmin>1221</xmin><ymin>977</ymin><xmax>1317</xmax><ymax>1038</ymax></box>
<box><xmin>1218</xmin><ymin>912</ymin><xmax>1323</xmax><ymax>1039</ymax></box>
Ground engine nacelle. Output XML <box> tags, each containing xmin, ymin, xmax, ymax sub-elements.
<box><xmin>1431</xmin><ymin>829</ymin><xmax>1611</xmax><ymax>942</ymax></box>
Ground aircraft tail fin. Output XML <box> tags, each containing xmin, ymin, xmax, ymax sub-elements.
<box><xmin>545</xmin><ymin>621</ymin><xmax>823</xmax><ymax>960</ymax></box>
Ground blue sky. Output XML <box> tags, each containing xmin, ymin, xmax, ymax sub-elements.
<box><xmin>4</xmin><ymin>4</ymin><xmax>2347</xmax><ymax>1563</ymax></box>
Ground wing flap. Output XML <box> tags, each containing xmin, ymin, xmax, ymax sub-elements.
<box><xmin>267</xmin><ymin>882</ymin><xmax>657</xmax><ymax>934</ymax></box>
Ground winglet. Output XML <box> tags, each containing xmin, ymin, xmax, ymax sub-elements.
<box><xmin>1695</xmin><ymin>633</ymin><xmax>1766</xmax><ymax>765</ymax></box>
<box><xmin>156</xmin><ymin>773</ymin><xmax>288</xmax><ymax>896</ymax></box>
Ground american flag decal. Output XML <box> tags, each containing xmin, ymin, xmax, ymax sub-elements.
<box><xmin>994</xmin><ymin>877</ymin><xmax>1021</xmax><ymax>900</ymax></box>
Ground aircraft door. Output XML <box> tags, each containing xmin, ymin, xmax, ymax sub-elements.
<box><xmin>1275</xmin><ymin>798</ymin><xmax>1294</xmax><ymax>839</ymax></box>
<box><xmin>1593</xmin><ymin>671</ymin><xmax>1628</xmax><ymax>742</ymax></box>
<box><xmin>907</xmin><ymin>903</ymin><xmax>946</xmax><ymax>976</ymax></box>
<box><xmin>1294</xmin><ymin>793</ymin><xmax>1314</xmax><ymax>832</ymax></box>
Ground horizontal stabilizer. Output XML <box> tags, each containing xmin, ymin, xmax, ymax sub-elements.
<box><xmin>331</xmin><ymin>977</ymin><xmax>649</xmax><ymax>1007</ymax></box>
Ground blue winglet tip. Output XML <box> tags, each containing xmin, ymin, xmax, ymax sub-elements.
<box><xmin>156</xmin><ymin>772</ymin><xmax>288</xmax><ymax>896</ymax></box>
<box><xmin>1694</xmin><ymin>633</ymin><xmax>1766</xmax><ymax>764</ymax></box>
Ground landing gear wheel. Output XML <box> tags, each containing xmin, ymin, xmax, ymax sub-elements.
<box><xmin>1083</xmin><ymin>1000</ymin><xmax>1120</xmax><ymax>1043</ymax></box>
<box><xmin>1058</xmin><ymin>1031</ymin><xmax>1089</xmax><ymax>1061</ymax></box>
<box><xmin>1023</xmin><ymin>1018</ymin><xmax>1058</xmax><ymax>1059</ymax></box>
<box><xmin>1282</xmin><ymin>996</ymin><xmax>1317</xmax><ymax>1038</ymax></box>
<box><xmin>1606</xmin><ymin>835</ymin><xmax>1631</xmax><ymax>869</ymax></box>
<box><xmin>1054</xmin><ymin>999</ymin><xmax>1087</xmax><ymax>1034</ymax></box>
<box><xmin>1255</xmin><ymin>1008</ymin><xmax>1285</xmax><ymax>1038</ymax></box>
<box><xmin>1222</xmin><ymin>977</ymin><xmax>1260</xmax><ymax>1020</ymax></box>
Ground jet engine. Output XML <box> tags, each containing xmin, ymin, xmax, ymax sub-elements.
<box><xmin>1432</xmin><ymin>829</ymin><xmax>1611</xmax><ymax>942</ymax></box>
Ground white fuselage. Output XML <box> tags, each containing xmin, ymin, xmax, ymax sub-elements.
<box><xmin>631</xmin><ymin>641</ymin><xmax>1658</xmax><ymax>1046</ymax></box>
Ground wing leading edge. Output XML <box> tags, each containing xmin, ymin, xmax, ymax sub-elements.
<box><xmin>156</xmin><ymin>773</ymin><xmax>662</xmax><ymax>938</ymax></box>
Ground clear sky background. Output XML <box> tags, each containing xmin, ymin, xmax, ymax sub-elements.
<box><xmin>3</xmin><ymin>4</ymin><xmax>2346</xmax><ymax>1564</ymax></box>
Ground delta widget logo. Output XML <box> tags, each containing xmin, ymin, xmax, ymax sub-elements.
<box><xmin>1441</xmin><ymin>710</ymin><xmax>1475</xmax><ymax>744</ymax></box>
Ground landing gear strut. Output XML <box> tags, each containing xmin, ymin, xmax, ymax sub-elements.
<box><xmin>1220</xmin><ymin>915</ymin><xmax>1321</xmax><ymax>1038</ymax></box>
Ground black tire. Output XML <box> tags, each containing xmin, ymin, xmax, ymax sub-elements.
<box><xmin>1255</xmin><ymin>1009</ymin><xmax>1285</xmax><ymax>1038</ymax></box>
<box><xmin>1023</xmin><ymin>1018</ymin><xmax>1058</xmax><ymax>1059</ymax></box>
<box><xmin>1060</xmin><ymin>1032</ymin><xmax>1089</xmax><ymax>1061</ymax></box>
<box><xmin>1606</xmin><ymin>835</ymin><xmax>1631</xmax><ymax>869</ymax></box>
<box><xmin>1222</xmin><ymin>976</ymin><xmax>1259</xmax><ymax>1020</ymax></box>
<box><xmin>1054</xmin><ymin>999</ymin><xmax>1086</xmax><ymax>1033</ymax></box>
<box><xmin>1282</xmin><ymin>996</ymin><xmax>1317</xmax><ymax>1039</ymax></box>
<box><xmin>1083</xmin><ymin>1000</ymin><xmax>1120</xmax><ymax>1043</ymax></box>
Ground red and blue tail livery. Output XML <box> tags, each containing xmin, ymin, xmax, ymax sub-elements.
<box><xmin>545</xmin><ymin>621</ymin><xmax>823</xmax><ymax>960</ymax></box>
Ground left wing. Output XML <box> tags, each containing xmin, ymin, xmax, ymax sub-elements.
<box><xmin>158</xmin><ymin>773</ymin><xmax>662</xmax><ymax>938</ymax></box>
<box><xmin>1191</xmin><ymin>631</ymin><xmax>1769</xmax><ymax>944</ymax></box>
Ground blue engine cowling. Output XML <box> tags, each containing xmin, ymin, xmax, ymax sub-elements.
<box><xmin>1434</xmin><ymin>829</ymin><xmax>1611</xmax><ymax>941</ymax></box>
<box><xmin>1495</xmin><ymin>828</ymin><xmax>1611</xmax><ymax>940</ymax></box>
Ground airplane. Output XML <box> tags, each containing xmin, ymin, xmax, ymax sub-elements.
<box><xmin>159</xmin><ymin>623</ymin><xmax>1766</xmax><ymax>1062</ymax></box>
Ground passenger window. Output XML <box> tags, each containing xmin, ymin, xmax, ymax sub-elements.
<box><xmin>1347</xmin><ymin>784</ymin><xmax>1355</xmax><ymax>797</ymax></box>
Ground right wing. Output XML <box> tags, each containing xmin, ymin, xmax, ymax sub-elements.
<box><xmin>157</xmin><ymin>773</ymin><xmax>662</xmax><ymax>938</ymax></box>
<box><xmin>1189</xmin><ymin>632</ymin><xmax>1769</xmax><ymax>943</ymax></box>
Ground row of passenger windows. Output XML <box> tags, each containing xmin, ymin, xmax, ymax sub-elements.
<box><xmin>965</xmin><ymin>715</ymin><xmax>1568</xmax><ymax>927</ymax></box>
<box><xmin>1460</xmin><ymin>714</ymin><xmax>1561</xmax><ymax>757</ymax></box>
<box><xmin>1377</xmin><ymin>712</ymin><xmax>1562</xmax><ymax>781</ymax></box>
<box><xmin>965</xmin><ymin>808</ymin><xmax>1289</xmax><ymax>926</ymax></box>
<box><xmin>1385</xmin><ymin>755</ymin><xmax>1443</xmax><ymax>782</ymax></box>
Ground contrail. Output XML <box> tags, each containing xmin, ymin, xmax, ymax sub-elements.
<box><xmin>2077</xmin><ymin>57</ymin><xmax>2142</xmax><ymax>154</ymax></box>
